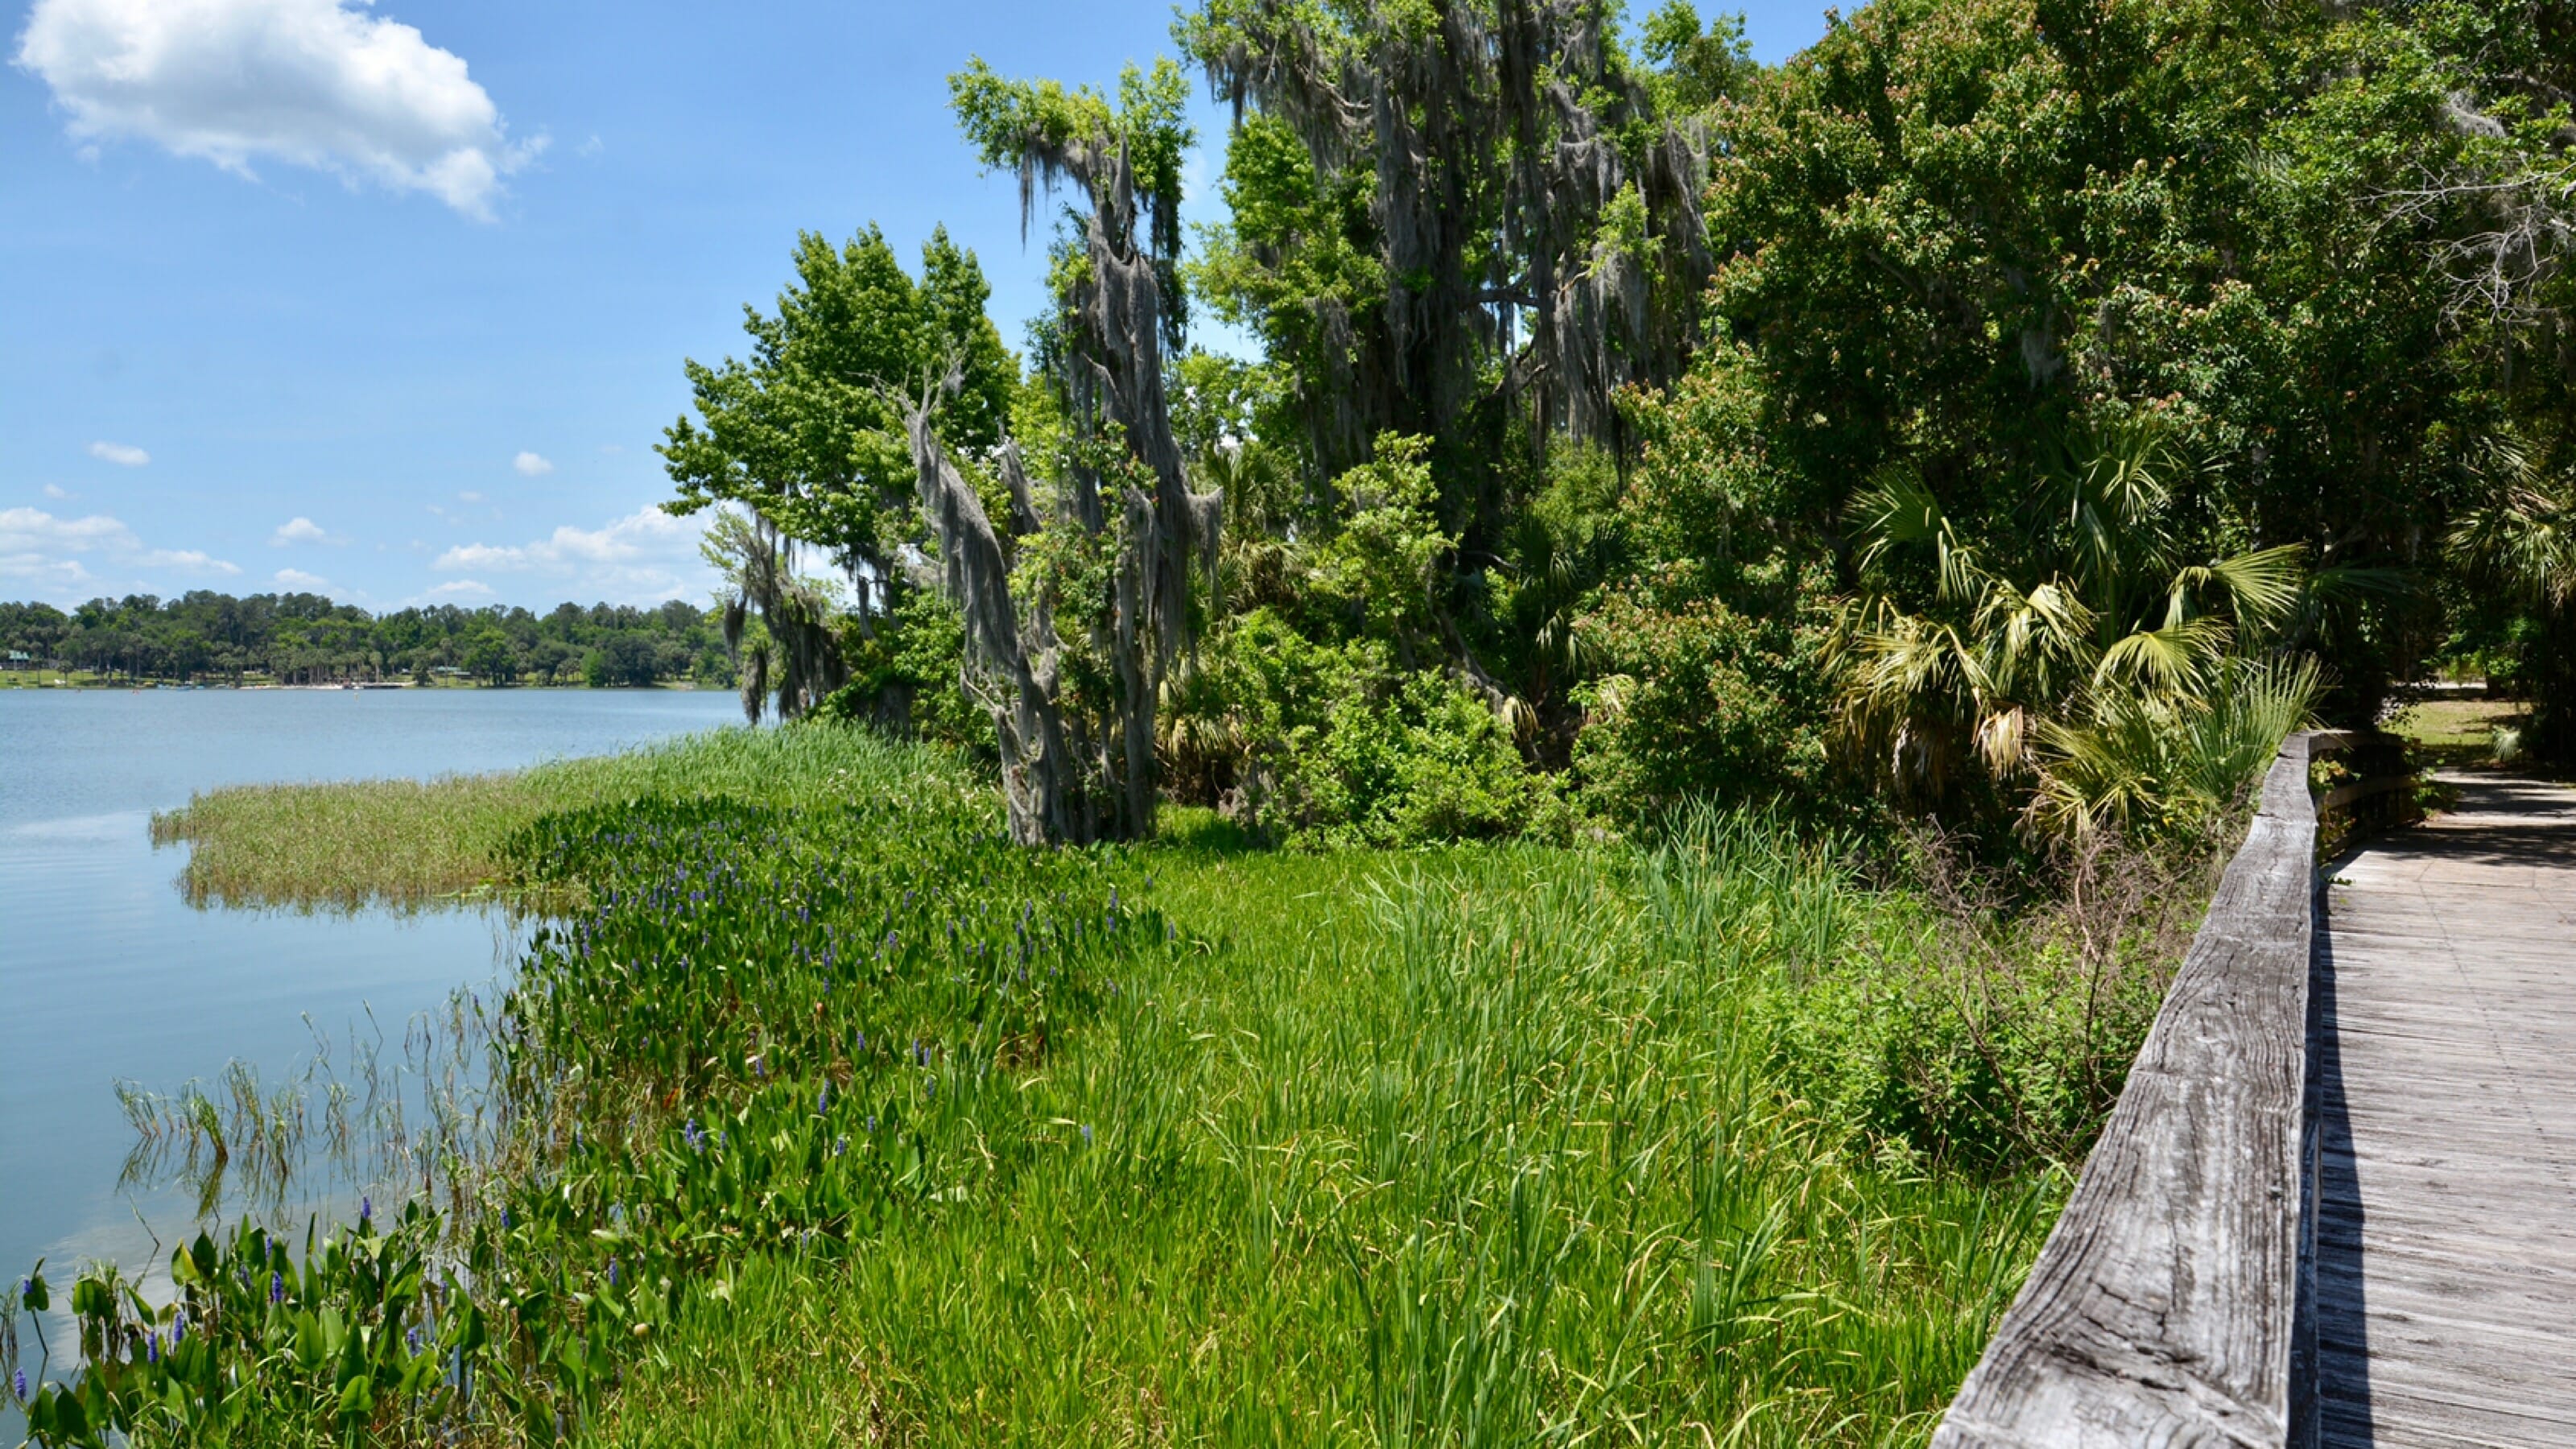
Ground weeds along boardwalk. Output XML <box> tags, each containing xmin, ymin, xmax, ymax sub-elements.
<box><xmin>2314</xmin><ymin>771</ymin><xmax>2576</xmax><ymax>1447</ymax></box>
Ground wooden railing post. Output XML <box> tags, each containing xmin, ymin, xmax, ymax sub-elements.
<box><xmin>1932</xmin><ymin>732</ymin><xmax>2331</xmax><ymax>1448</ymax></box>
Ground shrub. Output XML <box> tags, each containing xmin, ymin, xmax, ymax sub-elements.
<box><xmin>1764</xmin><ymin>828</ymin><xmax>2215</xmax><ymax>1171</ymax></box>
<box><xmin>1178</xmin><ymin>611</ymin><xmax>1561</xmax><ymax>847</ymax></box>
<box><xmin>1570</xmin><ymin>576</ymin><xmax>1847</xmax><ymax>829</ymax></box>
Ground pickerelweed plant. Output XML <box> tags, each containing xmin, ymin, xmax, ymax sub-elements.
<box><xmin>7</xmin><ymin>732</ymin><xmax>1180</xmax><ymax>1446</ymax></box>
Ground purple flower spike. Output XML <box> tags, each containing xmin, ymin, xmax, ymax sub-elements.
<box><xmin>13</xmin><ymin>1368</ymin><xmax>26</xmax><ymax>1402</ymax></box>
<box><xmin>270</xmin><ymin>1271</ymin><xmax>284</xmax><ymax>1305</ymax></box>
<box><xmin>361</xmin><ymin>1195</ymin><xmax>373</xmax><ymax>1224</ymax></box>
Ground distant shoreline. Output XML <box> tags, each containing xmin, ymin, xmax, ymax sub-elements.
<box><xmin>0</xmin><ymin>676</ymin><xmax>725</xmax><ymax>692</ymax></box>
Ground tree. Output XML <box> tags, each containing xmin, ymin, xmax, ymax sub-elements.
<box><xmin>461</xmin><ymin>628</ymin><xmax>518</xmax><ymax>687</ymax></box>
<box><xmin>1176</xmin><ymin>0</ymin><xmax>1729</xmax><ymax>489</ymax></box>
<box><xmin>932</xmin><ymin>56</ymin><xmax>1224</xmax><ymax>843</ymax></box>
<box><xmin>703</xmin><ymin>509</ymin><xmax>845</xmax><ymax>724</ymax></box>
<box><xmin>660</xmin><ymin>225</ymin><xmax>1017</xmax><ymax>723</ymax></box>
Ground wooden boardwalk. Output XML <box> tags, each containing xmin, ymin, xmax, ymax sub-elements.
<box><xmin>2314</xmin><ymin>771</ymin><xmax>2576</xmax><ymax>1447</ymax></box>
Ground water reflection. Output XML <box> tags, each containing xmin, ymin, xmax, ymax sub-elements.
<box><xmin>0</xmin><ymin>687</ymin><xmax>740</xmax><ymax>1422</ymax></box>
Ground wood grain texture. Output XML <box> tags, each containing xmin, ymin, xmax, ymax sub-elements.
<box><xmin>2311</xmin><ymin>771</ymin><xmax>2576</xmax><ymax>1449</ymax></box>
<box><xmin>1934</xmin><ymin>735</ymin><xmax>2324</xmax><ymax>1449</ymax></box>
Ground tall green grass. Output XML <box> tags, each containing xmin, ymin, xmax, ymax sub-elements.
<box><xmin>150</xmin><ymin>727</ymin><xmax>983</xmax><ymax>910</ymax></box>
<box><xmin>586</xmin><ymin>827</ymin><xmax>2056</xmax><ymax>1445</ymax></box>
<box><xmin>17</xmin><ymin>727</ymin><xmax>2076</xmax><ymax>1446</ymax></box>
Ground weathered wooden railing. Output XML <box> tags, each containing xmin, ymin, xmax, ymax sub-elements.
<box><xmin>1932</xmin><ymin>729</ymin><xmax>2406</xmax><ymax>1447</ymax></box>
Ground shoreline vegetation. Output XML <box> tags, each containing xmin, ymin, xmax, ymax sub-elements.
<box><xmin>12</xmin><ymin>721</ymin><xmax>2226</xmax><ymax>1445</ymax></box>
<box><xmin>8</xmin><ymin>0</ymin><xmax>2566</xmax><ymax>1433</ymax></box>
<box><xmin>2</xmin><ymin>676</ymin><xmax>719</xmax><ymax>691</ymax></box>
<box><xmin>0</xmin><ymin>594</ymin><xmax>738</xmax><ymax>691</ymax></box>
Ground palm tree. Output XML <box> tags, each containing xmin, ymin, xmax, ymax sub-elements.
<box><xmin>1835</xmin><ymin>418</ymin><xmax>2314</xmax><ymax>835</ymax></box>
<box><xmin>2449</xmin><ymin>438</ymin><xmax>2576</xmax><ymax>762</ymax></box>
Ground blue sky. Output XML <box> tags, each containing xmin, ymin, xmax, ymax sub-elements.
<box><xmin>2</xmin><ymin>0</ymin><xmax>1832</xmax><ymax>613</ymax></box>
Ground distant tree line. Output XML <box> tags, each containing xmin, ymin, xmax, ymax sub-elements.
<box><xmin>0</xmin><ymin>592</ymin><xmax>734</xmax><ymax>687</ymax></box>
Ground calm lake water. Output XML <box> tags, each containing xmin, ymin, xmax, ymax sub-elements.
<box><xmin>0</xmin><ymin>687</ymin><xmax>742</xmax><ymax>1378</ymax></box>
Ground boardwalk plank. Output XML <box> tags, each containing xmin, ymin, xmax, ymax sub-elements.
<box><xmin>2312</xmin><ymin>770</ymin><xmax>2576</xmax><ymax>1449</ymax></box>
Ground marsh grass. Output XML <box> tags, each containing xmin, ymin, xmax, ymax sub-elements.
<box><xmin>31</xmin><ymin>731</ymin><xmax>2118</xmax><ymax>1447</ymax></box>
<box><xmin>150</xmin><ymin>727</ymin><xmax>984</xmax><ymax>911</ymax></box>
<box><xmin>586</xmin><ymin>826</ymin><xmax>2061</xmax><ymax>1447</ymax></box>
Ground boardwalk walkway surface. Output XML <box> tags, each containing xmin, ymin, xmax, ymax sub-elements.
<box><xmin>2314</xmin><ymin>771</ymin><xmax>2576</xmax><ymax>1447</ymax></box>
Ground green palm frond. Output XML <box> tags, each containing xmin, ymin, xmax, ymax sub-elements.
<box><xmin>2169</xmin><ymin>543</ymin><xmax>2307</xmax><ymax>634</ymax></box>
<box><xmin>2093</xmin><ymin>616</ymin><xmax>2231</xmax><ymax>697</ymax></box>
<box><xmin>2044</xmin><ymin>416</ymin><xmax>2184</xmax><ymax>592</ymax></box>
<box><xmin>2029</xmin><ymin>657</ymin><xmax>2320</xmax><ymax>840</ymax></box>
<box><xmin>1852</xmin><ymin>466</ymin><xmax>1984</xmax><ymax>601</ymax></box>
<box><xmin>2450</xmin><ymin>453</ymin><xmax>2576</xmax><ymax>609</ymax></box>
<box><xmin>1973</xmin><ymin>576</ymin><xmax>2096</xmax><ymax>701</ymax></box>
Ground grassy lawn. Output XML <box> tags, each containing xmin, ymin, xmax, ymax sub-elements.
<box><xmin>2383</xmin><ymin>698</ymin><xmax>2534</xmax><ymax>770</ymax></box>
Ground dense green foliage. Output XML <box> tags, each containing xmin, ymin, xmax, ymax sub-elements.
<box><xmin>0</xmin><ymin>593</ymin><xmax>731</xmax><ymax>688</ymax></box>
<box><xmin>651</xmin><ymin>0</ymin><xmax>2570</xmax><ymax>855</ymax></box>
<box><xmin>12</xmin><ymin>0</ymin><xmax>2573</xmax><ymax>1437</ymax></box>
<box><xmin>11</xmin><ymin>724</ymin><xmax>2139</xmax><ymax>1446</ymax></box>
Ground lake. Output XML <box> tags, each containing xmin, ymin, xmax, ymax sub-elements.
<box><xmin>0</xmin><ymin>686</ymin><xmax>744</xmax><ymax>1385</ymax></box>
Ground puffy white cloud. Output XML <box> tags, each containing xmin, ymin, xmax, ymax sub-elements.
<box><xmin>419</xmin><ymin>578</ymin><xmax>493</xmax><ymax>600</ymax></box>
<box><xmin>512</xmin><ymin>451</ymin><xmax>554</xmax><ymax>477</ymax></box>
<box><xmin>0</xmin><ymin>506</ymin><xmax>240</xmax><ymax>595</ymax></box>
<box><xmin>3</xmin><ymin>506</ymin><xmax>142</xmax><ymax>555</ymax></box>
<box><xmin>431</xmin><ymin>505</ymin><xmax>710</xmax><ymax>603</ymax></box>
<box><xmin>87</xmin><ymin>440</ymin><xmax>149</xmax><ymax>466</ymax></box>
<box><xmin>270</xmin><ymin>515</ymin><xmax>343</xmax><ymax>545</ymax></box>
<box><xmin>16</xmin><ymin>0</ymin><xmax>539</xmax><ymax>220</ymax></box>
<box><xmin>274</xmin><ymin>567</ymin><xmax>331</xmax><ymax>589</ymax></box>
<box><xmin>43</xmin><ymin>483</ymin><xmax>72</xmax><ymax>499</ymax></box>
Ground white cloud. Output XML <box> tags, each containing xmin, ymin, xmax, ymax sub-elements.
<box><xmin>513</xmin><ymin>451</ymin><xmax>554</xmax><ymax>477</ymax></box>
<box><xmin>87</xmin><ymin>440</ymin><xmax>149</xmax><ymax>466</ymax></box>
<box><xmin>431</xmin><ymin>504</ymin><xmax>709</xmax><ymax>603</ymax></box>
<box><xmin>2</xmin><ymin>506</ymin><xmax>133</xmax><ymax>554</ymax></box>
<box><xmin>270</xmin><ymin>515</ymin><xmax>345</xmax><ymax>545</ymax></box>
<box><xmin>43</xmin><ymin>483</ymin><xmax>72</xmax><ymax>499</ymax></box>
<box><xmin>456</xmin><ymin>489</ymin><xmax>483</xmax><ymax>503</ymax></box>
<box><xmin>419</xmin><ymin>578</ymin><xmax>493</xmax><ymax>599</ymax></box>
<box><xmin>275</xmin><ymin>567</ymin><xmax>331</xmax><ymax>589</ymax></box>
<box><xmin>16</xmin><ymin>0</ymin><xmax>540</xmax><ymax>221</ymax></box>
<box><xmin>139</xmin><ymin>548</ymin><xmax>242</xmax><ymax>575</ymax></box>
<box><xmin>0</xmin><ymin>506</ymin><xmax>240</xmax><ymax>595</ymax></box>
